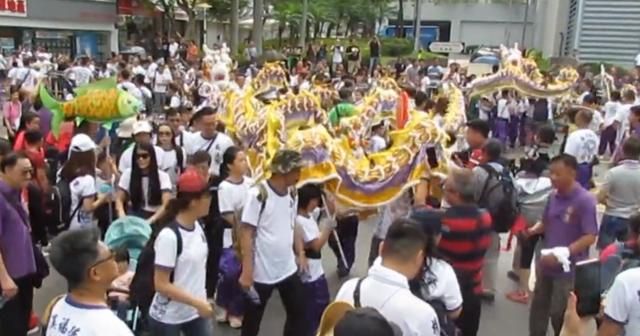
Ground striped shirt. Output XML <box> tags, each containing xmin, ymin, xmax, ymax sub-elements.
<box><xmin>439</xmin><ymin>205</ymin><xmax>493</xmax><ymax>294</ymax></box>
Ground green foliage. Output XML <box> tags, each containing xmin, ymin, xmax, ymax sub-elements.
<box><xmin>525</xmin><ymin>48</ymin><xmax>551</xmax><ymax>72</ymax></box>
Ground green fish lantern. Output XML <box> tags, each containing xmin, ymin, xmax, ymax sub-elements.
<box><xmin>39</xmin><ymin>77</ymin><xmax>143</xmax><ymax>137</ymax></box>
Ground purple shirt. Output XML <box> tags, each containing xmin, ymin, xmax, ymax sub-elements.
<box><xmin>0</xmin><ymin>180</ymin><xmax>36</xmax><ymax>279</ymax></box>
<box><xmin>612</xmin><ymin>126</ymin><xmax>640</xmax><ymax>164</ymax></box>
<box><xmin>38</xmin><ymin>107</ymin><xmax>52</xmax><ymax>137</ymax></box>
<box><xmin>542</xmin><ymin>183</ymin><xmax>598</xmax><ymax>278</ymax></box>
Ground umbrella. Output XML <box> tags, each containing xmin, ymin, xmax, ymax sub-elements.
<box><xmin>472</xmin><ymin>55</ymin><xmax>500</xmax><ymax>65</ymax></box>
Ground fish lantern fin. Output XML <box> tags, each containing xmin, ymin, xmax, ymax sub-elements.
<box><xmin>39</xmin><ymin>85</ymin><xmax>63</xmax><ymax>138</ymax></box>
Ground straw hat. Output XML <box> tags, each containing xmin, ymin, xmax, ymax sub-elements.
<box><xmin>316</xmin><ymin>301</ymin><xmax>355</xmax><ymax>336</ymax></box>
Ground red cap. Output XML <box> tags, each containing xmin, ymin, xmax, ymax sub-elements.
<box><xmin>177</xmin><ymin>168</ymin><xmax>208</xmax><ymax>193</ymax></box>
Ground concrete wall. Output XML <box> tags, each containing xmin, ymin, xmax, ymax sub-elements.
<box><xmin>402</xmin><ymin>1</ymin><xmax>535</xmax><ymax>47</ymax></box>
<box><xmin>532</xmin><ymin>0</ymin><xmax>570</xmax><ymax>57</ymax></box>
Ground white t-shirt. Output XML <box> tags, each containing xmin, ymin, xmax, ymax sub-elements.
<box><xmin>332</xmin><ymin>46</ymin><xmax>344</xmax><ymax>63</ymax></box>
<box><xmin>160</xmin><ymin>147</ymin><xmax>187</xmax><ymax>187</ymax></box>
<box><xmin>603</xmin><ymin>101</ymin><xmax>621</xmax><ymax>128</ymax></box>
<box><xmin>296</xmin><ymin>214</ymin><xmax>324</xmax><ymax>282</ymax></box>
<box><xmin>564</xmin><ymin>128</ymin><xmax>600</xmax><ymax>164</ymax></box>
<box><xmin>218</xmin><ymin>177</ymin><xmax>254</xmax><ymax>248</ymax></box>
<box><xmin>336</xmin><ymin>263</ymin><xmax>440</xmax><ymax>336</ymax></box>
<box><xmin>149</xmin><ymin>222</ymin><xmax>208</xmax><ymax>324</ymax></box>
<box><xmin>169</xmin><ymin>95</ymin><xmax>181</xmax><ymax>109</ymax></box>
<box><xmin>589</xmin><ymin>109</ymin><xmax>604</xmax><ymax>134</ymax></box>
<box><xmin>68</xmin><ymin>66</ymin><xmax>94</xmax><ymax>86</ymax></box>
<box><xmin>69</xmin><ymin>175</ymin><xmax>98</xmax><ymax>230</ymax></box>
<box><xmin>421</xmin><ymin>258</ymin><xmax>463</xmax><ymax>312</ymax></box>
<box><xmin>12</xmin><ymin>67</ymin><xmax>40</xmax><ymax>91</ymax></box>
<box><xmin>46</xmin><ymin>295</ymin><xmax>133</xmax><ymax>336</ymax></box>
<box><xmin>117</xmin><ymin>81</ymin><xmax>143</xmax><ymax>102</ymax></box>
<box><xmin>241</xmin><ymin>182</ymin><xmax>298</xmax><ymax>284</ymax></box>
<box><xmin>635</xmin><ymin>53</ymin><xmax>640</xmax><ymax>66</ymax></box>
<box><xmin>153</xmin><ymin>68</ymin><xmax>173</xmax><ymax>93</ymax></box>
<box><xmin>615</xmin><ymin>103</ymin><xmax>633</xmax><ymax>144</ymax></box>
<box><xmin>118</xmin><ymin>168</ymin><xmax>172</xmax><ymax>212</ymax></box>
<box><xmin>604</xmin><ymin>268</ymin><xmax>640</xmax><ymax>334</ymax></box>
<box><xmin>182</xmin><ymin>132</ymin><xmax>234</xmax><ymax>176</ymax></box>
<box><xmin>370</xmin><ymin>134</ymin><xmax>387</xmax><ymax>153</ymax></box>
<box><xmin>118</xmin><ymin>145</ymin><xmax>167</xmax><ymax>172</ymax></box>
<box><xmin>497</xmin><ymin>98</ymin><xmax>510</xmax><ymax>119</ymax></box>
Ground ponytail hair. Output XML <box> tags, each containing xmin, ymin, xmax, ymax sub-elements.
<box><xmin>220</xmin><ymin>146</ymin><xmax>241</xmax><ymax>181</ymax></box>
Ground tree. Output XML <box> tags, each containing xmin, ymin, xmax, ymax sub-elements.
<box><xmin>253</xmin><ymin>0</ymin><xmax>264</xmax><ymax>53</ymax></box>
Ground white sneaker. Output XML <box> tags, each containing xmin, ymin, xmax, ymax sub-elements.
<box><xmin>215</xmin><ymin>307</ymin><xmax>228</xmax><ymax>323</ymax></box>
<box><xmin>229</xmin><ymin>316</ymin><xmax>243</xmax><ymax>329</ymax></box>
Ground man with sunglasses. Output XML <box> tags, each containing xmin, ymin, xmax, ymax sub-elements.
<box><xmin>46</xmin><ymin>228</ymin><xmax>133</xmax><ymax>336</ymax></box>
<box><xmin>0</xmin><ymin>151</ymin><xmax>37</xmax><ymax>335</ymax></box>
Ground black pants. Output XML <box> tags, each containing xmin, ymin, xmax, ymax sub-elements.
<box><xmin>328</xmin><ymin>215</ymin><xmax>359</xmax><ymax>271</ymax></box>
<box><xmin>241</xmin><ymin>273</ymin><xmax>306</xmax><ymax>336</ymax></box>
<box><xmin>456</xmin><ymin>285</ymin><xmax>481</xmax><ymax>336</ymax></box>
<box><xmin>205</xmin><ymin>218</ymin><xmax>224</xmax><ymax>298</ymax></box>
<box><xmin>0</xmin><ymin>276</ymin><xmax>34</xmax><ymax>336</ymax></box>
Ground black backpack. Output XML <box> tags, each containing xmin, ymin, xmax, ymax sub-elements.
<box><xmin>532</xmin><ymin>99</ymin><xmax>549</xmax><ymax>122</ymax></box>
<box><xmin>477</xmin><ymin>164</ymin><xmax>518</xmax><ymax>233</ymax></box>
<box><xmin>130</xmin><ymin>224</ymin><xmax>183</xmax><ymax>315</ymax></box>
<box><xmin>49</xmin><ymin>178</ymin><xmax>82</xmax><ymax>233</ymax></box>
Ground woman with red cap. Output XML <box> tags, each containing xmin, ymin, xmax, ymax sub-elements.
<box><xmin>147</xmin><ymin>168</ymin><xmax>214</xmax><ymax>335</ymax></box>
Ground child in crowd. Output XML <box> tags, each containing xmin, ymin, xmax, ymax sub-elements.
<box><xmin>108</xmin><ymin>247</ymin><xmax>135</xmax><ymax>320</ymax></box>
<box><xmin>296</xmin><ymin>184</ymin><xmax>336</xmax><ymax>336</ymax></box>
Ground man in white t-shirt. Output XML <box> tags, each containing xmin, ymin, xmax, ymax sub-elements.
<box><xmin>47</xmin><ymin>228</ymin><xmax>133</xmax><ymax>336</ymax></box>
<box><xmin>336</xmin><ymin>219</ymin><xmax>440</xmax><ymax>336</ymax></box>
<box><xmin>182</xmin><ymin>107</ymin><xmax>234</xmax><ymax>176</ymax></box>
<box><xmin>65</xmin><ymin>57</ymin><xmax>94</xmax><ymax>87</ymax></box>
<box><xmin>151</xmin><ymin>61</ymin><xmax>172</xmax><ymax>113</ymax></box>
<box><xmin>118</xmin><ymin>120</ymin><xmax>167</xmax><ymax>172</ymax></box>
<box><xmin>11</xmin><ymin>58</ymin><xmax>40</xmax><ymax>93</ymax></box>
<box><xmin>564</xmin><ymin>109</ymin><xmax>600</xmax><ymax>188</ymax></box>
<box><xmin>238</xmin><ymin>149</ymin><xmax>306</xmax><ymax>336</ymax></box>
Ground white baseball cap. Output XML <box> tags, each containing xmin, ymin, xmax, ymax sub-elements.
<box><xmin>69</xmin><ymin>134</ymin><xmax>97</xmax><ymax>153</ymax></box>
<box><xmin>117</xmin><ymin>117</ymin><xmax>137</xmax><ymax>138</ymax></box>
<box><xmin>132</xmin><ymin>120</ymin><xmax>153</xmax><ymax>135</ymax></box>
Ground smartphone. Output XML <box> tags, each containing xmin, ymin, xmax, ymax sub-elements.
<box><xmin>574</xmin><ymin>259</ymin><xmax>601</xmax><ymax>317</ymax></box>
<box><xmin>426</xmin><ymin>147</ymin><xmax>439</xmax><ymax>169</ymax></box>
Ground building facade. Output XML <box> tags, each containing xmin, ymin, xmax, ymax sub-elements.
<box><xmin>564</xmin><ymin>0</ymin><xmax>640</xmax><ymax>68</ymax></box>
<box><xmin>0</xmin><ymin>0</ymin><xmax>118</xmax><ymax>59</ymax></box>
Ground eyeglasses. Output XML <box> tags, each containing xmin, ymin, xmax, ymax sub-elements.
<box><xmin>137</xmin><ymin>153</ymin><xmax>150</xmax><ymax>160</ymax></box>
<box><xmin>89</xmin><ymin>248</ymin><xmax>115</xmax><ymax>269</ymax></box>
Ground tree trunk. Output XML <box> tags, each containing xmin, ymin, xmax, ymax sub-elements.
<box><xmin>413</xmin><ymin>0</ymin><xmax>421</xmax><ymax>52</ymax></box>
<box><xmin>184</xmin><ymin>12</ymin><xmax>197</xmax><ymax>41</ymax></box>
<box><xmin>326</xmin><ymin>23</ymin><xmax>333</xmax><ymax>38</ymax></box>
<box><xmin>253</xmin><ymin>0</ymin><xmax>264</xmax><ymax>54</ymax></box>
<box><xmin>230</xmin><ymin>0</ymin><xmax>240</xmax><ymax>54</ymax></box>
<box><xmin>396</xmin><ymin>0</ymin><xmax>404</xmax><ymax>38</ymax></box>
<box><xmin>299</xmin><ymin>0</ymin><xmax>308</xmax><ymax>48</ymax></box>
<box><xmin>314</xmin><ymin>21</ymin><xmax>321</xmax><ymax>40</ymax></box>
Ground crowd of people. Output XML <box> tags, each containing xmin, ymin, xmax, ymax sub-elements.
<box><xmin>0</xmin><ymin>36</ymin><xmax>640</xmax><ymax>336</ymax></box>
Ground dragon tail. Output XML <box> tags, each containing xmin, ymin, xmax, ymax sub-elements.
<box><xmin>39</xmin><ymin>85</ymin><xmax>63</xmax><ymax>138</ymax></box>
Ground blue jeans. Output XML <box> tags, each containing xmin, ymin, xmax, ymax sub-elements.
<box><xmin>597</xmin><ymin>215</ymin><xmax>629</xmax><ymax>250</ymax></box>
<box><xmin>149</xmin><ymin>316</ymin><xmax>213</xmax><ymax>336</ymax></box>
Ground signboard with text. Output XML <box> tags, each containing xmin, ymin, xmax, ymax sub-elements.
<box><xmin>0</xmin><ymin>0</ymin><xmax>27</xmax><ymax>16</ymax></box>
<box><xmin>429</xmin><ymin>42</ymin><xmax>464</xmax><ymax>54</ymax></box>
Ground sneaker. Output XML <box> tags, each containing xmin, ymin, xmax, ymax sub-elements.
<box><xmin>215</xmin><ymin>307</ymin><xmax>228</xmax><ymax>323</ymax></box>
<box><xmin>479</xmin><ymin>290</ymin><xmax>495</xmax><ymax>303</ymax></box>
<box><xmin>228</xmin><ymin>316</ymin><xmax>243</xmax><ymax>329</ymax></box>
<box><xmin>28</xmin><ymin>312</ymin><xmax>40</xmax><ymax>334</ymax></box>
<box><xmin>506</xmin><ymin>290</ymin><xmax>529</xmax><ymax>304</ymax></box>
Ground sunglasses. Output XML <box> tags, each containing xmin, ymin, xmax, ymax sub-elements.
<box><xmin>137</xmin><ymin>153</ymin><xmax>150</xmax><ymax>160</ymax></box>
<box><xmin>89</xmin><ymin>248</ymin><xmax>115</xmax><ymax>269</ymax></box>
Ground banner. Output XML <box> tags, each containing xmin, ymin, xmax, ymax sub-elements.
<box><xmin>0</xmin><ymin>0</ymin><xmax>27</xmax><ymax>17</ymax></box>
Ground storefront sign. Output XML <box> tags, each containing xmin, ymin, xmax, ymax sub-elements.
<box><xmin>0</xmin><ymin>0</ymin><xmax>28</xmax><ymax>17</ymax></box>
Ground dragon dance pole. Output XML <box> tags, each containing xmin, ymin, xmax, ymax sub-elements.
<box><xmin>321</xmin><ymin>194</ymin><xmax>348</xmax><ymax>269</ymax></box>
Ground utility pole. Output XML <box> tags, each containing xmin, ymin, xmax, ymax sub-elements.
<box><xmin>521</xmin><ymin>0</ymin><xmax>530</xmax><ymax>47</ymax></box>
<box><xmin>413</xmin><ymin>0</ymin><xmax>421</xmax><ymax>53</ymax></box>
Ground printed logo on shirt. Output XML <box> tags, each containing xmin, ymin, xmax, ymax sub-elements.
<box><xmin>432</xmin><ymin>318</ymin><xmax>440</xmax><ymax>335</ymax></box>
<box><xmin>49</xmin><ymin>314</ymin><xmax>81</xmax><ymax>335</ymax></box>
